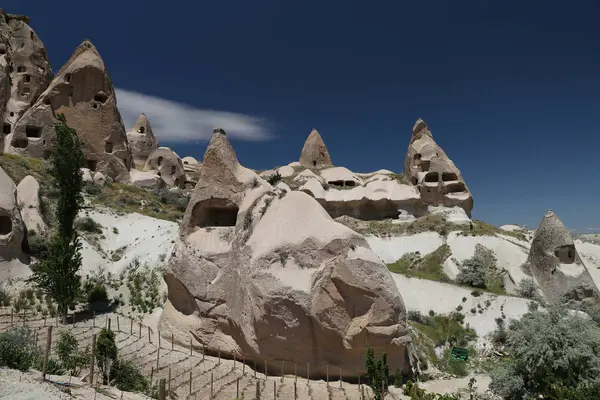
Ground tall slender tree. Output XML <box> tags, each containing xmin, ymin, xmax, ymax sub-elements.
<box><xmin>29</xmin><ymin>114</ymin><xmax>84</xmax><ymax>322</ymax></box>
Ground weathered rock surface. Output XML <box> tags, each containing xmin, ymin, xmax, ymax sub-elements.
<box><xmin>0</xmin><ymin>10</ymin><xmax>52</xmax><ymax>137</ymax></box>
<box><xmin>143</xmin><ymin>147</ymin><xmax>185</xmax><ymax>188</ymax></box>
<box><xmin>528</xmin><ymin>210</ymin><xmax>599</xmax><ymax>306</ymax></box>
<box><xmin>127</xmin><ymin>113</ymin><xmax>158</xmax><ymax>169</ymax></box>
<box><xmin>403</xmin><ymin>119</ymin><xmax>473</xmax><ymax>217</ymax></box>
<box><xmin>299</xmin><ymin>169</ymin><xmax>425</xmax><ymax>221</ymax></box>
<box><xmin>16</xmin><ymin>175</ymin><xmax>46</xmax><ymax>234</ymax></box>
<box><xmin>8</xmin><ymin>40</ymin><xmax>131</xmax><ymax>181</ymax></box>
<box><xmin>299</xmin><ymin>128</ymin><xmax>333</xmax><ymax>169</ymax></box>
<box><xmin>129</xmin><ymin>169</ymin><xmax>165</xmax><ymax>191</ymax></box>
<box><xmin>160</xmin><ymin>128</ymin><xmax>412</xmax><ymax>379</ymax></box>
<box><xmin>0</xmin><ymin>165</ymin><xmax>27</xmax><ymax>279</ymax></box>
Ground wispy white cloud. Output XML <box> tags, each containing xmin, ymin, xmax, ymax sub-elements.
<box><xmin>115</xmin><ymin>88</ymin><xmax>272</xmax><ymax>142</ymax></box>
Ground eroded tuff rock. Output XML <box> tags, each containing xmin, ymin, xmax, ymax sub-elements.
<box><xmin>528</xmin><ymin>210</ymin><xmax>599</xmax><ymax>306</ymax></box>
<box><xmin>0</xmin><ymin>10</ymin><xmax>52</xmax><ymax>137</ymax></box>
<box><xmin>143</xmin><ymin>147</ymin><xmax>185</xmax><ymax>188</ymax></box>
<box><xmin>160</xmin><ymin>128</ymin><xmax>412</xmax><ymax>379</ymax></box>
<box><xmin>0</xmin><ymin>165</ymin><xmax>27</xmax><ymax>279</ymax></box>
<box><xmin>299</xmin><ymin>128</ymin><xmax>333</xmax><ymax>169</ymax></box>
<box><xmin>127</xmin><ymin>113</ymin><xmax>158</xmax><ymax>168</ymax></box>
<box><xmin>8</xmin><ymin>40</ymin><xmax>132</xmax><ymax>181</ymax></box>
<box><xmin>16</xmin><ymin>175</ymin><xmax>46</xmax><ymax>234</ymax></box>
<box><xmin>404</xmin><ymin>119</ymin><xmax>473</xmax><ymax>217</ymax></box>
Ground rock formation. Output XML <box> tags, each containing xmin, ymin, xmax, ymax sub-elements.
<box><xmin>528</xmin><ymin>210</ymin><xmax>599</xmax><ymax>307</ymax></box>
<box><xmin>0</xmin><ymin>165</ymin><xmax>27</xmax><ymax>279</ymax></box>
<box><xmin>0</xmin><ymin>10</ymin><xmax>53</xmax><ymax>142</ymax></box>
<box><xmin>160</xmin><ymin>128</ymin><xmax>412</xmax><ymax>379</ymax></box>
<box><xmin>16</xmin><ymin>175</ymin><xmax>46</xmax><ymax>234</ymax></box>
<box><xmin>7</xmin><ymin>40</ymin><xmax>132</xmax><ymax>181</ymax></box>
<box><xmin>404</xmin><ymin>119</ymin><xmax>473</xmax><ymax>217</ymax></box>
<box><xmin>143</xmin><ymin>147</ymin><xmax>185</xmax><ymax>188</ymax></box>
<box><xmin>127</xmin><ymin>113</ymin><xmax>158</xmax><ymax>169</ymax></box>
<box><xmin>299</xmin><ymin>128</ymin><xmax>333</xmax><ymax>169</ymax></box>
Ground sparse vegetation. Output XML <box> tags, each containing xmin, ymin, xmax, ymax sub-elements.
<box><xmin>266</xmin><ymin>171</ymin><xmax>282</xmax><ymax>186</ymax></box>
<box><xmin>387</xmin><ymin>245</ymin><xmax>452</xmax><ymax>282</ymax></box>
<box><xmin>56</xmin><ymin>330</ymin><xmax>91</xmax><ymax>376</ymax></box>
<box><xmin>490</xmin><ymin>302</ymin><xmax>600</xmax><ymax>399</ymax></box>
<box><xmin>365</xmin><ymin>347</ymin><xmax>389</xmax><ymax>400</ymax></box>
<box><xmin>456</xmin><ymin>245</ymin><xmax>506</xmax><ymax>294</ymax></box>
<box><xmin>0</xmin><ymin>327</ymin><xmax>40</xmax><ymax>371</ymax></box>
<box><xmin>75</xmin><ymin>216</ymin><xmax>103</xmax><ymax>234</ymax></box>
<box><xmin>125</xmin><ymin>260</ymin><xmax>163</xmax><ymax>316</ymax></box>
<box><xmin>515</xmin><ymin>277</ymin><xmax>538</xmax><ymax>299</ymax></box>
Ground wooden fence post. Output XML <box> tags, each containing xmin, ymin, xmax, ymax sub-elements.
<box><xmin>130</xmin><ymin>318</ymin><xmax>133</xmax><ymax>335</ymax></box>
<box><xmin>156</xmin><ymin>347</ymin><xmax>160</xmax><ymax>370</ymax></box>
<box><xmin>92</xmin><ymin>311</ymin><xmax>95</xmax><ymax>327</ymax></box>
<box><xmin>168</xmin><ymin>368</ymin><xmax>171</xmax><ymax>392</ymax></box>
<box><xmin>233</xmin><ymin>352</ymin><xmax>236</xmax><ymax>369</ymax></box>
<box><xmin>10</xmin><ymin>308</ymin><xmax>13</xmax><ymax>326</ymax></box>
<box><xmin>189</xmin><ymin>370</ymin><xmax>192</xmax><ymax>395</ymax></box>
<box><xmin>273</xmin><ymin>380</ymin><xmax>276</xmax><ymax>399</ymax></box>
<box><xmin>158</xmin><ymin>332</ymin><xmax>161</xmax><ymax>348</ymax></box>
<box><xmin>326</xmin><ymin>364</ymin><xmax>329</xmax><ymax>386</ymax></box>
<box><xmin>139</xmin><ymin>322</ymin><xmax>141</xmax><ymax>337</ymax></box>
<box><xmin>171</xmin><ymin>333</ymin><xmax>174</xmax><ymax>351</ymax></box>
<box><xmin>210</xmin><ymin>372</ymin><xmax>214</xmax><ymax>399</ymax></box>
<box><xmin>42</xmin><ymin>326</ymin><xmax>53</xmax><ymax>380</ymax></box>
<box><xmin>150</xmin><ymin>367</ymin><xmax>154</xmax><ymax>388</ymax></box>
<box><xmin>307</xmin><ymin>363</ymin><xmax>310</xmax><ymax>385</ymax></box>
<box><xmin>236</xmin><ymin>377</ymin><xmax>240</xmax><ymax>398</ymax></box>
<box><xmin>148</xmin><ymin>326</ymin><xmax>151</xmax><ymax>343</ymax></box>
<box><xmin>89</xmin><ymin>334</ymin><xmax>96</xmax><ymax>386</ymax></box>
<box><xmin>158</xmin><ymin>378</ymin><xmax>166</xmax><ymax>400</ymax></box>
<box><xmin>108</xmin><ymin>318</ymin><xmax>111</xmax><ymax>331</ymax></box>
<box><xmin>256</xmin><ymin>380</ymin><xmax>260</xmax><ymax>399</ymax></box>
<box><xmin>116</xmin><ymin>316</ymin><xmax>120</xmax><ymax>332</ymax></box>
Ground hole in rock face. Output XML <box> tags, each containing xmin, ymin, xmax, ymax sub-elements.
<box><xmin>24</xmin><ymin>75</ymin><xmax>31</xmax><ymax>83</ymax></box>
<box><xmin>13</xmin><ymin>138</ymin><xmax>28</xmax><ymax>148</ymax></box>
<box><xmin>328</xmin><ymin>180</ymin><xmax>344</xmax><ymax>187</ymax></box>
<box><xmin>3</xmin><ymin>123</ymin><xmax>11</xmax><ymax>134</ymax></box>
<box><xmin>43</xmin><ymin>97</ymin><xmax>51</xmax><ymax>106</ymax></box>
<box><xmin>104</xmin><ymin>141</ymin><xmax>113</xmax><ymax>153</ymax></box>
<box><xmin>65</xmin><ymin>73</ymin><xmax>71</xmax><ymax>83</ymax></box>
<box><xmin>170</xmin><ymin>165</ymin><xmax>176</xmax><ymax>175</ymax></box>
<box><xmin>424</xmin><ymin>172</ymin><xmax>439</xmax><ymax>183</ymax></box>
<box><xmin>9</xmin><ymin>112</ymin><xmax>14</xmax><ymax>117</ymax></box>
<box><xmin>344</xmin><ymin>180</ymin><xmax>357</xmax><ymax>187</ymax></box>
<box><xmin>92</xmin><ymin>103</ymin><xmax>98</xmax><ymax>109</ymax></box>
<box><xmin>137</xmin><ymin>126</ymin><xmax>145</xmax><ymax>134</ymax></box>
<box><xmin>25</xmin><ymin>125</ymin><xmax>41</xmax><ymax>138</ymax></box>
<box><xmin>442</xmin><ymin>172</ymin><xmax>458</xmax><ymax>181</ymax></box>
<box><xmin>313</xmin><ymin>160</ymin><xmax>317</xmax><ymax>167</ymax></box>
<box><xmin>554</xmin><ymin>245</ymin><xmax>576</xmax><ymax>264</ymax></box>
<box><xmin>30</xmin><ymin>30</ymin><xmax>34</xmax><ymax>40</ymax></box>
<box><xmin>86</xmin><ymin>160</ymin><xmax>97</xmax><ymax>171</ymax></box>
<box><xmin>191</xmin><ymin>199</ymin><xmax>239</xmax><ymax>228</ymax></box>
<box><xmin>21</xmin><ymin>87</ymin><xmax>30</xmax><ymax>97</ymax></box>
<box><xmin>412</xmin><ymin>153</ymin><xmax>421</xmax><ymax>168</ymax></box>
<box><xmin>183</xmin><ymin>161</ymin><xmax>188</xmax><ymax>165</ymax></box>
<box><xmin>17</xmin><ymin>66</ymin><xmax>26</xmax><ymax>73</ymax></box>
<box><xmin>0</xmin><ymin>44</ymin><xmax>6</xmax><ymax>55</ymax></box>
<box><xmin>157</xmin><ymin>156</ymin><xmax>163</xmax><ymax>167</ymax></box>
<box><xmin>410</xmin><ymin>176</ymin><xmax>418</xmax><ymax>185</ymax></box>
<box><xmin>445</xmin><ymin>182</ymin><xmax>467</xmax><ymax>194</ymax></box>
<box><xmin>420</xmin><ymin>160</ymin><xmax>431</xmax><ymax>172</ymax></box>
<box><xmin>94</xmin><ymin>92</ymin><xmax>108</xmax><ymax>103</ymax></box>
<box><xmin>0</xmin><ymin>215</ymin><xmax>12</xmax><ymax>235</ymax></box>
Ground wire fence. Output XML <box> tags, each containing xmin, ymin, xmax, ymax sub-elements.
<box><xmin>0</xmin><ymin>307</ymin><xmax>386</xmax><ymax>400</ymax></box>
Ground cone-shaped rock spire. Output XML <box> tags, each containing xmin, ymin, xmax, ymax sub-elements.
<box><xmin>299</xmin><ymin>128</ymin><xmax>332</xmax><ymax>168</ymax></box>
<box><xmin>403</xmin><ymin>118</ymin><xmax>473</xmax><ymax>217</ymax></box>
<box><xmin>528</xmin><ymin>210</ymin><xmax>599</xmax><ymax>304</ymax></box>
<box><xmin>8</xmin><ymin>39</ymin><xmax>132</xmax><ymax>181</ymax></box>
<box><xmin>127</xmin><ymin>113</ymin><xmax>158</xmax><ymax>168</ymax></box>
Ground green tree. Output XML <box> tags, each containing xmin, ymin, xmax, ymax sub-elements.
<box><xmin>95</xmin><ymin>328</ymin><xmax>118</xmax><ymax>384</ymax></box>
<box><xmin>365</xmin><ymin>347</ymin><xmax>389</xmax><ymax>400</ymax></box>
<box><xmin>56</xmin><ymin>330</ymin><xmax>90</xmax><ymax>376</ymax></box>
<box><xmin>490</xmin><ymin>302</ymin><xmax>600</xmax><ymax>399</ymax></box>
<box><xmin>28</xmin><ymin>114</ymin><xmax>84</xmax><ymax>322</ymax></box>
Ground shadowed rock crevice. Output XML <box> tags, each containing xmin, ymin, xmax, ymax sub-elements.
<box><xmin>191</xmin><ymin>198</ymin><xmax>239</xmax><ymax>228</ymax></box>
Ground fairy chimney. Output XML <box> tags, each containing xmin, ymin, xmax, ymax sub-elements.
<box><xmin>8</xmin><ymin>39</ymin><xmax>132</xmax><ymax>181</ymax></box>
<box><xmin>299</xmin><ymin>128</ymin><xmax>333</xmax><ymax>169</ymax></box>
<box><xmin>127</xmin><ymin>113</ymin><xmax>158</xmax><ymax>168</ymax></box>
<box><xmin>404</xmin><ymin>118</ymin><xmax>473</xmax><ymax>217</ymax></box>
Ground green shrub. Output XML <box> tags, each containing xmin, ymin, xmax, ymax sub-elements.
<box><xmin>56</xmin><ymin>330</ymin><xmax>90</xmax><ymax>375</ymax></box>
<box><xmin>113</xmin><ymin>359</ymin><xmax>149</xmax><ymax>392</ymax></box>
<box><xmin>27</xmin><ymin>234</ymin><xmax>50</xmax><ymax>259</ymax></box>
<box><xmin>83</xmin><ymin>182</ymin><xmax>102</xmax><ymax>195</ymax></box>
<box><xmin>125</xmin><ymin>260</ymin><xmax>163</xmax><ymax>316</ymax></box>
<box><xmin>86</xmin><ymin>283</ymin><xmax>108</xmax><ymax>305</ymax></box>
<box><xmin>490</xmin><ymin>303</ymin><xmax>600</xmax><ymax>399</ymax></box>
<box><xmin>267</xmin><ymin>171</ymin><xmax>282</xmax><ymax>186</ymax></box>
<box><xmin>410</xmin><ymin>313</ymin><xmax>477</xmax><ymax>348</ymax></box>
<box><xmin>0</xmin><ymin>287</ymin><xmax>11</xmax><ymax>307</ymax></box>
<box><xmin>394</xmin><ymin>368</ymin><xmax>402</xmax><ymax>388</ymax></box>
<box><xmin>75</xmin><ymin>216</ymin><xmax>102</xmax><ymax>234</ymax></box>
<box><xmin>0</xmin><ymin>327</ymin><xmax>40</xmax><ymax>371</ymax></box>
<box><xmin>365</xmin><ymin>347</ymin><xmax>389</xmax><ymax>400</ymax></box>
<box><xmin>156</xmin><ymin>188</ymin><xmax>189</xmax><ymax>212</ymax></box>
<box><xmin>515</xmin><ymin>278</ymin><xmax>538</xmax><ymax>299</ymax></box>
<box><xmin>407</xmin><ymin>310</ymin><xmax>432</xmax><ymax>326</ymax></box>
<box><xmin>387</xmin><ymin>245</ymin><xmax>451</xmax><ymax>282</ymax></box>
<box><xmin>95</xmin><ymin>328</ymin><xmax>118</xmax><ymax>383</ymax></box>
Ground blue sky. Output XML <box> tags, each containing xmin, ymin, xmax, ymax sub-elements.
<box><xmin>6</xmin><ymin>0</ymin><xmax>600</xmax><ymax>232</ymax></box>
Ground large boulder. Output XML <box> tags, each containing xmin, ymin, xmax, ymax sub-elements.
<box><xmin>0</xmin><ymin>10</ymin><xmax>52</xmax><ymax>137</ymax></box>
<box><xmin>7</xmin><ymin>40</ymin><xmax>132</xmax><ymax>181</ymax></box>
<box><xmin>16</xmin><ymin>175</ymin><xmax>46</xmax><ymax>234</ymax></box>
<box><xmin>299</xmin><ymin>128</ymin><xmax>333</xmax><ymax>169</ymax></box>
<box><xmin>160</xmin><ymin>128</ymin><xmax>413</xmax><ymax>379</ymax></box>
<box><xmin>403</xmin><ymin>119</ymin><xmax>473</xmax><ymax>217</ymax></box>
<box><xmin>0</xmin><ymin>165</ymin><xmax>27</xmax><ymax>279</ymax></box>
<box><xmin>143</xmin><ymin>147</ymin><xmax>185</xmax><ymax>188</ymax></box>
<box><xmin>528</xmin><ymin>210</ymin><xmax>599</xmax><ymax>306</ymax></box>
<box><xmin>127</xmin><ymin>113</ymin><xmax>158</xmax><ymax>169</ymax></box>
